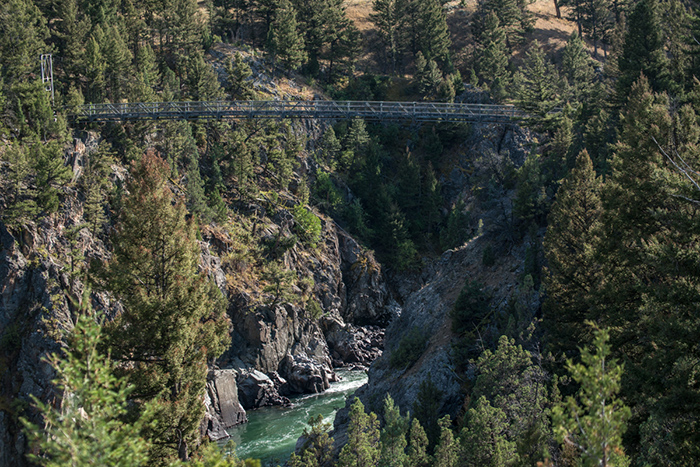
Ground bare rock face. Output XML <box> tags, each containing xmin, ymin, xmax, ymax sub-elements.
<box><xmin>0</xmin><ymin>219</ymin><xmax>111</xmax><ymax>466</ymax></box>
<box><xmin>237</xmin><ymin>369</ymin><xmax>291</xmax><ymax>408</ymax></box>
<box><xmin>202</xmin><ymin>370</ymin><xmax>248</xmax><ymax>440</ymax></box>
<box><xmin>336</xmin><ymin>229</ymin><xmax>393</xmax><ymax>326</ymax></box>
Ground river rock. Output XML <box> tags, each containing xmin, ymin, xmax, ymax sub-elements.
<box><xmin>202</xmin><ymin>370</ymin><xmax>247</xmax><ymax>440</ymax></box>
<box><xmin>237</xmin><ymin>370</ymin><xmax>291</xmax><ymax>409</ymax></box>
<box><xmin>280</xmin><ymin>353</ymin><xmax>335</xmax><ymax>394</ymax></box>
<box><xmin>323</xmin><ymin>319</ymin><xmax>385</xmax><ymax>369</ymax></box>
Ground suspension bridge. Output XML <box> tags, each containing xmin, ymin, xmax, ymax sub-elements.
<box><xmin>72</xmin><ymin>100</ymin><xmax>531</xmax><ymax>124</ymax></box>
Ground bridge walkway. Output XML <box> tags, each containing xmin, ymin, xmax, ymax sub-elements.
<box><xmin>72</xmin><ymin>100</ymin><xmax>529</xmax><ymax>124</ymax></box>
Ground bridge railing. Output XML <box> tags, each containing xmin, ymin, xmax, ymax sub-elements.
<box><xmin>75</xmin><ymin>100</ymin><xmax>529</xmax><ymax>123</ymax></box>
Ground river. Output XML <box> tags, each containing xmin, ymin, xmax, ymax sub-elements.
<box><xmin>224</xmin><ymin>369</ymin><xmax>368</xmax><ymax>466</ymax></box>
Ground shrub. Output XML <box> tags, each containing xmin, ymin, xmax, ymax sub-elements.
<box><xmin>390</xmin><ymin>327</ymin><xmax>428</xmax><ymax>369</ymax></box>
<box><xmin>292</xmin><ymin>204</ymin><xmax>322</xmax><ymax>248</ymax></box>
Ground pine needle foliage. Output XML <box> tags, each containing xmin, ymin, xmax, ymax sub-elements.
<box><xmin>101</xmin><ymin>152</ymin><xmax>230</xmax><ymax>465</ymax></box>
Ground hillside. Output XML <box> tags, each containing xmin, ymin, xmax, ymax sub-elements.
<box><xmin>2</xmin><ymin>0</ymin><xmax>700</xmax><ymax>465</ymax></box>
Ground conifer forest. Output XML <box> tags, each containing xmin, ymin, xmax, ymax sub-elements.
<box><xmin>2</xmin><ymin>0</ymin><xmax>700</xmax><ymax>465</ymax></box>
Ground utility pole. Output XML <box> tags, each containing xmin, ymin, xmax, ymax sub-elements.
<box><xmin>40</xmin><ymin>54</ymin><xmax>55</xmax><ymax>106</ymax></box>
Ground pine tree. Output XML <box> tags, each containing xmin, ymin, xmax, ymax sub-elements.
<box><xmin>81</xmin><ymin>142</ymin><xmax>115</xmax><ymax>236</ymax></box>
<box><xmin>543</xmin><ymin>150</ymin><xmax>603</xmax><ymax>359</ymax></box>
<box><xmin>103</xmin><ymin>25</ymin><xmax>133</xmax><ymax>102</ymax></box>
<box><xmin>269</xmin><ymin>0</ymin><xmax>307</xmax><ymax>71</ymax></box>
<box><xmin>406</xmin><ymin>418</ymin><xmax>431</xmax><ymax>467</ymax></box>
<box><xmin>338</xmin><ymin>397</ymin><xmax>381</xmax><ymax>467</ymax></box>
<box><xmin>552</xmin><ymin>326</ymin><xmax>631</xmax><ymax>467</ymax></box>
<box><xmin>598</xmin><ymin>75</ymin><xmax>700</xmax><ymax>463</ymax></box>
<box><xmin>320</xmin><ymin>0</ymin><xmax>361</xmax><ymax>82</ymax></box>
<box><xmin>289</xmin><ymin>415</ymin><xmax>334</xmax><ymax>467</ymax></box>
<box><xmin>132</xmin><ymin>43</ymin><xmax>160</xmax><ymax>102</ymax></box>
<box><xmin>35</xmin><ymin>140</ymin><xmax>72</xmax><ymax>215</ymax></box>
<box><xmin>1</xmin><ymin>143</ymin><xmax>38</xmax><ymax>225</ymax></box>
<box><xmin>371</xmin><ymin>0</ymin><xmax>401</xmax><ymax>73</ymax></box>
<box><xmin>379</xmin><ymin>394</ymin><xmax>408</xmax><ymax>467</ymax></box>
<box><xmin>512</xmin><ymin>41</ymin><xmax>562</xmax><ymax>119</ymax></box>
<box><xmin>473</xmin><ymin>0</ymin><xmax>531</xmax><ymax>50</ymax></box>
<box><xmin>224</xmin><ymin>53</ymin><xmax>255</xmax><ymax>100</ymax></box>
<box><xmin>186</xmin><ymin>52</ymin><xmax>223</xmax><ymax>101</ymax></box>
<box><xmin>0</xmin><ymin>0</ymin><xmax>50</xmax><ymax>82</ymax></box>
<box><xmin>561</xmin><ymin>31</ymin><xmax>595</xmax><ymax>103</ymax></box>
<box><xmin>412</xmin><ymin>375</ymin><xmax>442</xmax><ymax>450</ymax></box>
<box><xmin>471</xmin><ymin>335</ymin><xmax>549</xmax><ymax>454</ymax></box>
<box><xmin>101</xmin><ymin>152</ymin><xmax>230</xmax><ymax>464</ymax></box>
<box><xmin>433</xmin><ymin>416</ymin><xmax>458</xmax><ymax>467</ymax></box>
<box><xmin>85</xmin><ymin>35</ymin><xmax>107</xmax><ymax>103</ymax></box>
<box><xmin>416</xmin><ymin>0</ymin><xmax>451</xmax><ymax>66</ymax></box>
<box><xmin>53</xmin><ymin>0</ymin><xmax>92</xmax><ymax>86</ymax></box>
<box><xmin>616</xmin><ymin>0</ymin><xmax>668</xmax><ymax>97</ymax></box>
<box><xmin>22</xmin><ymin>307</ymin><xmax>152</xmax><ymax>467</ymax></box>
<box><xmin>475</xmin><ymin>12</ymin><xmax>510</xmax><ymax>101</ymax></box>
<box><xmin>460</xmin><ymin>396</ymin><xmax>516</xmax><ymax>467</ymax></box>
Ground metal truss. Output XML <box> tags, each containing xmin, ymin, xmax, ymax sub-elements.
<box><xmin>72</xmin><ymin>100</ymin><xmax>530</xmax><ymax>124</ymax></box>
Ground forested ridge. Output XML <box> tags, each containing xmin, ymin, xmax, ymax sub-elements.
<box><xmin>2</xmin><ymin>0</ymin><xmax>700</xmax><ymax>465</ymax></box>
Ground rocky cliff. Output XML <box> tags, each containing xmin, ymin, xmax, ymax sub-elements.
<box><xmin>0</xmin><ymin>128</ymin><xmax>391</xmax><ymax>463</ymax></box>
<box><xmin>331</xmin><ymin>119</ymin><xmax>542</xmax><ymax>447</ymax></box>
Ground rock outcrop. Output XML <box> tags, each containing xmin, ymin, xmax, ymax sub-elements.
<box><xmin>202</xmin><ymin>370</ymin><xmax>248</xmax><ymax>440</ymax></box>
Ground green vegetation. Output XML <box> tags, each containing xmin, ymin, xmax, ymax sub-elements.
<box><xmin>389</xmin><ymin>326</ymin><xmax>428</xmax><ymax>369</ymax></box>
<box><xmin>6</xmin><ymin>0</ymin><xmax>700</xmax><ymax>463</ymax></box>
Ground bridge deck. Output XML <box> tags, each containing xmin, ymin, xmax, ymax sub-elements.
<box><xmin>72</xmin><ymin>100</ymin><xmax>528</xmax><ymax>123</ymax></box>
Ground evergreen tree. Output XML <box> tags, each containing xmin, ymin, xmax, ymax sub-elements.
<box><xmin>412</xmin><ymin>375</ymin><xmax>442</xmax><ymax>450</ymax></box>
<box><xmin>338</xmin><ymin>397</ymin><xmax>381</xmax><ymax>467</ymax></box>
<box><xmin>161</xmin><ymin>0</ymin><xmax>205</xmax><ymax>72</ymax></box>
<box><xmin>598</xmin><ymin>75</ymin><xmax>700</xmax><ymax>463</ymax></box>
<box><xmin>103</xmin><ymin>25</ymin><xmax>133</xmax><ymax>103</ymax></box>
<box><xmin>101</xmin><ymin>152</ymin><xmax>230</xmax><ymax>464</ymax></box>
<box><xmin>406</xmin><ymin>418</ymin><xmax>431</xmax><ymax>467</ymax></box>
<box><xmin>552</xmin><ymin>326</ymin><xmax>631</xmax><ymax>467</ymax></box>
<box><xmin>616</xmin><ymin>0</ymin><xmax>668</xmax><ymax>97</ymax></box>
<box><xmin>269</xmin><ymin>0</ymin><xmax>307</xmax><ymax>71</ymax></box>
<box><xmin>371</xmin><ymin>0</ymin><xmax>401</xmax><ymax>73</ymax></box>
<box><xmin>53</xmin><ymin>0</ymin><xmax>92</xmax><ymax>86</ymax></box>
<box><xmin>0</xmin><ymin>0</ymin><xmax>50</xmax><ymax>82</ymax></box>
<box><xmin>379</xmin><ymin>394</ymin><xmax>408</xmax><ymax>467</ymax></box>
<box><xmin>289</xmin><ymin>415</ymin><xmax>334</xmax><ymax>467</ymax></box>
<box><xmin>473</xmin><ymin>0</ymin><xmax>532</xmax><ymax>50</ymax></box>
<box><xmin>561</xmin><ymin>31</ymin><xmax>595</xmax><ymax>103</ymax></box>
<box><xmin>22</xmin><ymin>308</ymin><xmax>152</xmax><ymax>467</ymax></box>
<box><xmin>1</xmin><ymin>143</ymin><xmax>38</xmax><ymax>225</ymax></box>
<box><xmin>433</xmin><ymin>416</ymin><xmax>458</xmax><ymax>467</ymax></box>
<box><xmin>81</xmin><ymin>142</ymin><xmax>115</xmax><ymax>235</ymax></box>
<box><xmin>320</xmin><ymin>0</ymin><xmax>361</xmax><ymax>82</ymax></box>
<box><xmin>132</xmin><ymin>43</ymin><xmax>160</xmax><ymax>102</ymax></box>
<box><xmin>35</xmin><ymin>140</ymin><xmax>72</xmax><ymax>215</ymax></box>
<box><xmin>471</xmin><ymin>335</ymin><xmax>550</xmax><ymax>455</ymax></box>
<box><xmin>475</xmin><ymin>12</ymin><xmax>510</xmax><ymax>101</ymax></box>
<box><xmin>224</xmin><ymin>53</ymin><xmax>255</xmax><ymax>100</ymax></box>
<box><xmin>416</xmin><ymin>0</ymin><xmax>451</xmax><ymax>66</ymax></box>
<box><xmin>460</xmin><ymin>396</ymin><xmax>516</xmax><ymax>467</ymax></box>
<box><xmin>543</xmin><ymin>150</ymin><xmax>603</xmax><ymax>359</ymax></box>
<box><xmin>513</xmin><ymin>41</ymin><xmax>562</xmax><ymax>119</ymax></box>
<box><xmin>85</xmin><ymin>35</ymin><xmax>107</xmax><ymax>103</ymax></box>
<box><xmin>186</xmin><ymin>52</ymin><xmax>223</xmax><ymax>101</ymax></box>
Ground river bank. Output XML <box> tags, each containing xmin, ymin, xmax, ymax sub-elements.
<box><xmin>224</xmin><ymin>369</ymin><xmax>368</xmax><ymax>465</ymax></box>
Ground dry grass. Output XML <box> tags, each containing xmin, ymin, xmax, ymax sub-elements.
<box><xmin>345</xmin><ymin>0</ymin><xmax>600</xmax><ymax>74</ymax></box>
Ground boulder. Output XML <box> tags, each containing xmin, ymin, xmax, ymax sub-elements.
<box><xmin>202</xmin><ymin>370</ymin><xmax>247</xmax><ymax>440</ymax></box>
<box><xmin>279</xmin><ymin>353</ymin><xmax>335</xmax><ymax>394</ymax></box>
<box><xmin>237</xmin><ymin>370</ymin><xmax>290</xmax><ymax>409</ymax></box>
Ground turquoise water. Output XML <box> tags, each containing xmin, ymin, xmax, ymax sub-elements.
<box><xmin>224</xmin><ymin>369</ymin><xmax>368</xmax><ymax>466</ymax></box>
